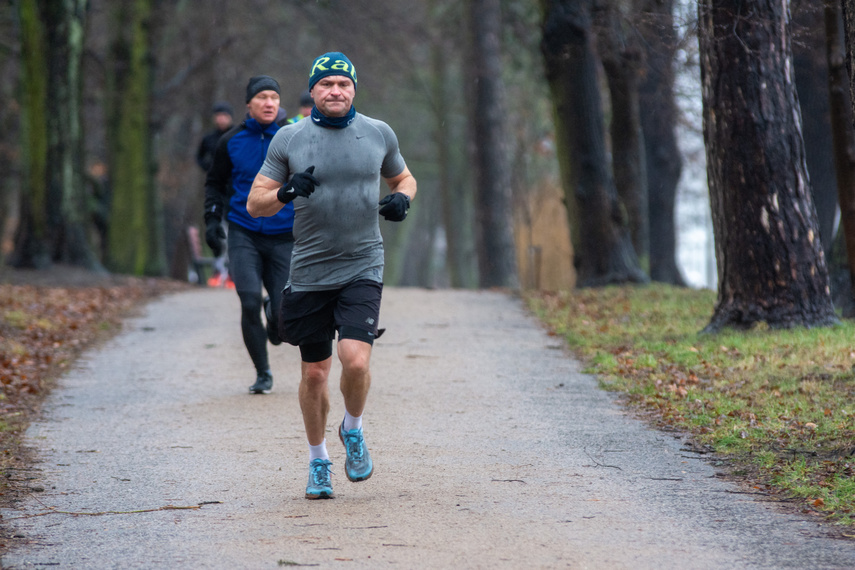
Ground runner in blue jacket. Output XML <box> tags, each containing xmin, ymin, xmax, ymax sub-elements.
<box><xmin>204</xmin><ymin>75</ymin><xmax>293</xmax><ymax>395</ymax></box>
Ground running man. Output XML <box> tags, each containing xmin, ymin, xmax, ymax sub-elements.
<box><xmin>247</xmin><ymin>52</ymin><xmax>417</xmax><ymax>499</ymax></box>
<box><xmin>204</xmin><ymin>75</ymin><xmax>294</xmax><ymax>395</ymax></box>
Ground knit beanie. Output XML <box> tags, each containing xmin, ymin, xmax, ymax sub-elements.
<box><xmin>299</xmin><ymin>89</ymin><xmax>313</xmax><ymax>107</ymax></box>
<box><xmin>245</xmin><ymin>75</ymin><xmax>281</xmax><ymax>102</ymax></box>
<box><xmin>308</xmin><ymin>52</ymin><xmax>357</xmax><ymax>90</ymax></box>
<box><xmin>211</xmin><ymin>101</ymin><xmax>233</xmax><ymax>117</ymax></box>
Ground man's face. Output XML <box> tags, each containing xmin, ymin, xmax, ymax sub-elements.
<box><xmin>246</xmin><ymin>90</ymin><xmax>280</xmax><ymax>125</ymax></box>
<box><xmin>213</xmin><ymin>112</ymin><xmax>233</xmax><ymax>131</ymax></box>
<box><xmin>311</xmin><ymin>76</ymin><xmax>355</xmax><ymax>118</ymax></box>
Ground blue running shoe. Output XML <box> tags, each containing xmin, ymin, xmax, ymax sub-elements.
<box><xmin>305</xmin><ymin>459</ymin><xmax>334</xmax><ymax>499</ymax></box>
<box><xmin>339</xmin><ymin>421</ymin><xmax>373</xmax><ymax>482</ymax></box>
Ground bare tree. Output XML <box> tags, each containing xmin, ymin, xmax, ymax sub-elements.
<box><xmin>9</xmin><ymin>0</ymin><xmax>50</xmax><ymax>269</ymax></box>
<box><xmin>698</xmin><ymin>0</ymin><xmax>836</xmax><ymax>332</ymax></box>
<box><xmin>468</xmin><ymin>0</ymin><xmax>519</xmax><ymax>288</ymax></box>
<box><xmin>638</xmin><ymin>0</ymin><xmax>686</xmax><ymax>286</ymax></box>
<box><xmin>105</xmin><ymin>0</ymin><xmax>165</xmax><ymax>275</ymax></box>
<box><xmin>595</xmin><ymin>0</ymin><xmax>648</xmax><ymax>269</ymax></box>
<box><xmin>540</xmin><ymin>0</ymin><xmax>647</xmax><ymax>287</ymax></box>
<box><xmin>10</xmin><ymin>0</ymin><xmax>98</xmax><ymax>270</ymax></box>
<box><xmin>792</xmin><ymin>1</ymin><xmax>838</xmax><ymax>257</ymax></box>
<box><xmin>828</xmin><ymin>0</ymin><xmax>855</xmax><ymax>316</ymax></box>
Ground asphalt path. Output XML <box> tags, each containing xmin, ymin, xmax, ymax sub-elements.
<box><xmin>2</xmin><ymin>287</ymin><xmax>854</xmax><ymax>569</ymax></box>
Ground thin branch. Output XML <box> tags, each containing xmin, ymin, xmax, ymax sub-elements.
<box><xmin>154</xmin><ymin>36</ymin><xmax>235</xmax><ymax>99</ymax></box>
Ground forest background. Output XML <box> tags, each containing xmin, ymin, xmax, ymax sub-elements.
<box><xmin>0</xmin><ymin>0</ymin><xmax>715</xmax><ymax>293</ymax></box>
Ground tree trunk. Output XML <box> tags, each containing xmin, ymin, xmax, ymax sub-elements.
<box><xmin>637</xmin><ymin>0</ymin><xmax>685</xmax><ymax>285</ymax></box>
<box><xmin>468</xmin><ymin>0</ymin><xmax>519</xmax><ymax>289</ymax></box>
<box><xmin>106</xmin><ymin>0</ymin><xmax>165</xmax><ymax>275</ymax></box>
<box><xmin>540</xmin><ymin>0</ymin><xmax>647</xmax><ymax>287</ymax></box>
<box><xmin>10</xmin><ymin>0</ymin><xmax>100</xmax><ymax>270</ymax></box>
<box><xmin>826</xmin><ymin>0</ymin><xmax>855</xmax><ymax>317</ymax></box>
<box><xmin>792</xmin><ymin>1</ymin><xmax>838</xmax><ymax>258</ymax></box>
<box><xmin>698</xmin><ymin>0</ymin><xmax>837</xmax><ymax>332</ymax></box>
<box><xmin>432</xmin><ymin>0</ymin><xmax>470</xmax><ymax>288</ymax></box>
<box><xmin>846</xmin><ymin>0</ymin><xmax>855</xmax><ymax>116</ymax></box>
<box><xmin>45</xmin><ymin>0</ymin><xmax>102</xmax><ymax>270</ymax></box>
<box><xmin>596</xmin><ymin>0</ymin><xmax>649</xmax><ymax>271</ymax></box>
<box><xmin>10</xmin><ymin>0</ymin><xmax>50</xmax><ymax>269</ymax></box>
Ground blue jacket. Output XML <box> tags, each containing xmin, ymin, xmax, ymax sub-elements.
<box><xmin>204</xmin><ymin>118</ymin><xmax>294</xmax><ymax>234</ymax></box>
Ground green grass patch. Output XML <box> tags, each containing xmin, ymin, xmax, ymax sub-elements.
<box><xmin>526</xmin><ymin>284</ymin><xmax>855</xmax><ymax>526</ymax></box>
<box><xmin>3</xmin><ymin>311</ymin><xmax>28</xmax><ymax>330</ymax></box>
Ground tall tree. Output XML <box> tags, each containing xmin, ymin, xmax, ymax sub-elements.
<box><xmin>10</xmin><ymin>0</ymin><xmax>50</xmax><ymax>269</ymax></box>
<box><xmin>45</xmin><ymin>0</ymin><xmax>100</xmax><ymax>270</ymax></box>
<box><xmin>10</xmin><ymin>0</ymin><xmax>96</xmax><ymax>269</ymax></box>
<box><xmin>828</xmin><ymin>0</ymin><xmax>855</xmax><ymax>316</ymax></box>
<box><xmin>792</xmin><ymin>1</ymin><xmax>838</xmax><ymax>257</ymax></box>
<box><xmin>595</xmin><ymin>0</ymin><xmax>649</xmax><ymax>270</ymax></box>
<box><xmin>637</xmin><ymin>0</ymin><xmax>685</xmax><ymax>285</ymax></box>
<box><xmin>540</xmin><ymin>0</ymin><xmax>647</xmax><ymax>287</ymax></box>
<box><xmin>846</xmin><ymin>0</ymin><xmax>855</xmax><ymax>114</ymax></box>
<box><xmin>468</xmin><ymin>0</ymin><xmax>519</xmax><ymax>288</ymax></box>
<box><xmin>698</xmin><ymin>0</ymin><xmax>837</xmax><ymax>332</ymax></box>
<box><xmin>430</xmin><ymin>0</ymin><xmax>474</xmax><ymax>288</ymax></box>
<box><xmin>105</xmin><ymin>0</ymin><xmax>165</xmax><ymax>275</ymax></box>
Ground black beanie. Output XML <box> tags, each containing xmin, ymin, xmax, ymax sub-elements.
<box><xmin>299</xmin><ymin>89</ymin><xmax>313</xmax><ymax>107</ymax></box>
<box><xmin>245</xmin><ymin>75</ymin><xmax>281</xmax><ymax>103</ymax></box>
<box><xmin>211</xmin><ymin>101</ymin><xmax>233</xmax><ymax>117</ymax></box>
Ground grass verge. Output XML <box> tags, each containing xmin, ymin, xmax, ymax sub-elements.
<box><xmin>525</xmin><ymin>284</ymin><xmax>855</xmax><ymax>529</ymax></box>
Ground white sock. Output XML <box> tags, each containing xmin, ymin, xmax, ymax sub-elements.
<box><xmin>343</xmin><ymin>411</ymin><xmax>362</xmax><ymax>432</ymax></box>
<box><xmin>309</xmin><ymin>439</ymin><xmax>329</xmax><ymax>462</ymax></box>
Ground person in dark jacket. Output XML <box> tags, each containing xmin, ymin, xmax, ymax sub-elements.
<box><xmin>204</xmin><ymin>75</ymin><xmax>293</xmax><ymax>395</ymax></box>
<box><xmin>196</xmin><ymin>101</ymin><xmax>234</xmax><ymax>172</ymax></box>
<box><xmin>196</xmin><ymin>102</ymin><xmax>236</xmax><ymax>287</ymax></box>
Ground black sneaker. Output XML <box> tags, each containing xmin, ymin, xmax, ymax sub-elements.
<box><xmin>249</xmin><ymin>370</ymin><xmax>273</xmax><ymax>394</ymax></box>
<box><xmin>263</xmin><ymin>296</ymin><xmax>282</xmax><ymax>346</ymax></box>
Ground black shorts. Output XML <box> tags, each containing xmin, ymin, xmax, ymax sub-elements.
<box><xmin>279</xmin><ymin>280</ymin><xmax>383</xmax><ymax>361</ymax></box>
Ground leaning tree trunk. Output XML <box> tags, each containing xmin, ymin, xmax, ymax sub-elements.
<box><xmin>468</xmin><ymin>0</ymin><xmax>519</xmax><ymax>289</ymax></box>
<box><xmin>699</xmin><ymin>0</ymin><xmax>837</xmax><ymax>332</ymax></box>
<box><xmin>827</xmin><ymin>0</ymin><xmax>855</xmax><ymax>317</ymax></box>
<box><xmin>595</xmin><ymin>0</ymin><xmax>649</xmax><ymax>270</ymax></box>
<box><xmin>106</xmin><ymin>0</ymin><xmax>165</xmax><ymax>276</ymax></box>
<box><xmin>541</xmin><ymin>0</ymin><xmax>647</xmax><ymax>287</ymax></box>
<box><xmin>10</xmin><ymin>0</ymin><xmax>50</xmax><ymax>269</ymax></box>
<box><xmin>638</xmin><ymin>0</ymin><xmax>686</xmax><ymax>286</ymax></box>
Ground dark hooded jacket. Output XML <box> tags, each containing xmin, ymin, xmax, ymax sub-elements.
<box><xmin>204</xmin><ymin>117</ymin><xmax>293</xmax><ymax>234</ymax></box>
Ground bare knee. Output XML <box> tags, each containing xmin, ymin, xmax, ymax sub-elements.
<box><xmin>302</xmin><ymin>360</ymin><xmax>331</xmax><ymax>389</ymax></box>
<box><xmin>338</xmin><ymin>340</ymin><xmax>371</xmax><ymax>377</ymax></box>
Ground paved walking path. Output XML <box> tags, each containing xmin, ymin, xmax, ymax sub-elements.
<box><xmin>2</xmin><ymin>288</ymin><xmax>854</xmax><ymax>569</ymax></box>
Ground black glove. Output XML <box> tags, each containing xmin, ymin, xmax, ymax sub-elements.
<box><xmin>205</xmin><ymin>219</ymin><xmax>226</xmax><ymax>257</ymax></box>
<box><xmin>277</xmin><ymin>166</ymin><xmax>320</xmax><ymax>204</ymax></box>
<box><xmin>378</xmin><ymin>192</ymin><xmax>410</xmax><ymax>222</ymax></box>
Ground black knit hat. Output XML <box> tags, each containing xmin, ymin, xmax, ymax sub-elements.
<box><xmin>299</xmin><ymin>89</ymin><xmax>313</xmax><ymax>107</ymax></box>
<box><xmin>211</xmin><ymin>101</ymin><xmax>233</xmax><ymax>117</ymax></box>
<box><xmin>245</xmin><ymin>75</ymin><xmax>281</xmax><ymax>103</ymax></box>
